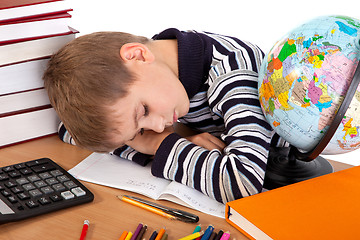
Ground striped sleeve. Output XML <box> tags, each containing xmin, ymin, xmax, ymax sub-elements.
<box><xmin>58</xmin><ymin>122</ymin><xmax>77</xmax><ymax>146</ymax></box>
<box><xmin>152</xmin><ymin>35</ymin><xmax>274</xmax><ymax>203</ymax></box>
<box><xmin>58</xmin><ymin>121</ymin><xmax>152</xmax><ymax>165</ymax></box>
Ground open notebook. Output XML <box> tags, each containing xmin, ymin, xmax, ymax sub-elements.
<box><xmin>68</xmin><ymin>152</ymin><xmax>225</xmax><ymax>218</ymax></box>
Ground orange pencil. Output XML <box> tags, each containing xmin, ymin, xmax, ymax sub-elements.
<box><xmin>117</xmin><ymin>195</ymin><xmax>176</xmax><ymax>220</ymax></box>
<box><xmin>118</xmin><ymin>231</ymin><xmax>128</xmax><ymax>240</ymax></box>
<box><xmin>154</xmin><ymin>228</ymin><xmax>166</xmax><ymax>240</ymax></box>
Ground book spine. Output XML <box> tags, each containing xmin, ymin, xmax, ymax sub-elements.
<box><xmin>0</xmin><ymin>104</ymin><xmax>52</xmax><ymax>118</ymax></box>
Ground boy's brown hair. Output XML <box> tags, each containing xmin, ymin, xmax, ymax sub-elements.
<box><xmin>43</xmin><ymin>31</ymin><xmax>150</xmax><ymax>152</ymax></box>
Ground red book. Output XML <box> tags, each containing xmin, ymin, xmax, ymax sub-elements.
<box><xmin>0</xmin><ymin>105</ymin><xmax>59</xmax><ymax>149</ymax></box>
<box><xmin>0</xmin><ymin>12</ymin><xmax>71</xmax><ymax>43</ymax></box>
<box><xmin>0</xmin><ymin>0</ymin><xmax>72</xmax><ymax>23</ymax></box>
<box><xmin>0</xmin><ymin>27</ymin><xmax>78</xmax><ymax>66</ymax></box>
<box><xmin>0</xmin><ymin>88</ymin><xmax>50</xmax><ymax>115</ymax></box>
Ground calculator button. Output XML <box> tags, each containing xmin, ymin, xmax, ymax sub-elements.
<box><xmin>17</xmin><ymin>192</ymin><xmax>30</xmax><ymax>200</ymax></box>
<box><xmin>25</xmin><ymin>200</ymin><xmax>39</xmax><ymax>208</ymax></box>
<box><xmin>29</xmin><ymin>189</ymin><xmax>42</xmax><ymax>198</ymax></box>
<box><xmin>28</xmin><ymin>175</ymin><xmax>41</xmax><ymax>182</ymax></box>
<box><xmin>39</xmin><ymin>172</ymin><xmax>52</xmax><ymax>179</ymax></box>
<box><xmin>14</xmin><ymin>163</ymin><xmax>26</xmax><ymax>170</ymax></box>
<box><xmin>1</xmin><ymin>190</ymin><xmax>11</xmax><ymax>197</ymax></box>
<box><xmin>16</xmin><ymin>178</ymin><xmax>29</xmax><ymax>185</ymax></box>
<box><xmin>45</xmin><ymin>178</ymin><xmax>59</xmax><ymax>185</ymax></box>
<box><xmin>38</xmin><ymin>197</ymin><xmax>51</xmax><ymax>205</ymax></box>
<box><xmin>50</xmin><ymin>170</ymin><xmax>63</xmax><ymax>177</ymax></box>
<box><xmin>50</xmin><ymin>194</ymin><xmax>63</xmax><ymax>202</ymax></box>
<box><xmin>20</xmin><ymin>168</ymin><xmax>32</xmax><ymax>175</ymax></box>
<box><xmin>0</xmin><ymin>174</ymin><xmax>9</xmax><ymax>181</ymax></box>
<box><xmin>31</xmin><ymin>163</ymin><xmax>56</xmax><ymax>173</ymax></box>
<box><xmin>71</xmin><ymin>187</ymin><xmax>86</xmax><ymax>197</ymax></box>
<box><xmin>8</xmin><ymin>171</ymin><xmax>21</xmax><ymax>178</ymax></box>
<box><xmin>11</xmin><ymin>186</ymin><xmax>24</xmax><ymax>194</ymax></box>
<box><xmin>2</xmin><ymin>166</ymin><xmax>14</xmax><ymax>172</ymax></box>
<box><xmin>7</xmin><ymin>196</ymin><xmax>18</xmax><ymax>204</ymax></box>
<box><xmin>40</xmin><ymin>186</ymin><xmax>54</xmax><ymax>195</ymax></box>
<box><xmin>34</xmin><ymin>180</ymin><xmax>47</xmax><ymax>188</ymax></box>
<box><xmin>4</xmin><ymin>180</ymin><xmax>17</xmax><ymax>188</ymax></box>
<box><xmin>64</xmin><ymin>181</ymin><xmax>77</xmax><ymax>189</ymax></box>
<box><xmin>52</xmin><ymin>183</ymin><xmax>66</xmax><ymax>192</ymax></box>
<box><xmin>22</xmin><ymin>183</ymin><xmax>36</xmax><ymax>191</ymax></box>
<box><xmin>25</xmin><ymin>159</ymin><xmax>48</xmax><ymax>167</ymax></box>
<box><xmin>61</xmin><ymin>191</ymin><xmax>74</xmax><ymax>200</ymax></box>
<box><xmin>57</xmin><ymin>175</ymin><xmax>70</xmax><ymax>182</ymax></box>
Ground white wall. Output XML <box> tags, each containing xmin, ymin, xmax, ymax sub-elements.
<box><xmin>68</xmin><ymin>0</ymin><xmax>360</xmax><ymax>166</ymax></box>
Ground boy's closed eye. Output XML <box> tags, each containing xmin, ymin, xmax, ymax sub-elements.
<box><xmin>129</xmin><ymin>104</ymin><xmax>149</xmax><ymax>141</ymax></box>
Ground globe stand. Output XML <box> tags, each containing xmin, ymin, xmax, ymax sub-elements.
<box><xmin>263</xmin><ymin>61</ymin><xmax>360</xmax><ymax>190</ymax></box>
<box><xmin>263</xmin><ymin>146</ymin><xmax>333</xmax><ymax>190</ymax></box>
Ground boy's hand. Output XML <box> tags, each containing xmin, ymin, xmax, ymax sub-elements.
<box><xmin>126</xmin><ymin>127</ymin><xmax>174</xmax><ymax>155</ymax></box>
<box><xmin>127</xmin><ymin>123</ymin><xmax>226</xmax><ymax>155</ymax></box>
<box><xmin>185</xmin><ymin>132</ymin><xmax>225</xmax><ymax>152</ymax></box>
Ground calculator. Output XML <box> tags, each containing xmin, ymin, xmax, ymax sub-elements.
<box><xmin>0</xmin><ymin>158</ymin><xmax>94</xmax><ymax>224</ymax></box>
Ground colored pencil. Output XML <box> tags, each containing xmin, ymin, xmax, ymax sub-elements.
<box><xmin>130</xmin><ymin>223</ymin><xmax>143</xmax><ymax>240</ymax></box>
<box><xmin>118</xmin><ymin>231</ymin><xmax>128</xmax><ymax>240</ymax></box>
<box><xmin>219</xmin><ymin>231</ymin><xmax>230</xmax><ymax>240</ymax></box>
<box><xmin>149</xmin><ymin>230</ymin><xmax>158</xmax><ymax>240</ymax></box>
<box><xmin>201</xmin><ymin>225</ymin><xmax>214</xmax><ymax>240</ymax></box>
<box><xmin>178</xmin><ymin>231</ymin><xmax>204</xmax><ymax>240</ymax></box>
<box><xmin>124</xmin><ymin>232</ymin><xmax>133</xmax><ymax>240</ymax></box>
<box><xmin>135</xmin><ymin>225</ymin><xmax>147</xmax><ymax>240</ymax></box>
<box><xmin>213</xmin><ymin>230</ymin><xmax>224</xmax><ymax>240</ymax></box>
<box><xmin>155</xmin><ymin>228</ymin><xmax>166</xmax><ymax>240</ymax></box>
<box><xmin>118</xmin><ymin>195</ymin><xmax>176</xmax><ymax>220</ymax></box>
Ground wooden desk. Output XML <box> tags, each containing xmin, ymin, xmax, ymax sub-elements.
<box><xmin>0</xmin><ymin>136</ymin><xmax>352</xmax><ymax>240</ymax></box>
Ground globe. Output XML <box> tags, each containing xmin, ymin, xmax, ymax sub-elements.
<box><xmin>258</xmin><ymin>15</ymin><xmax>360</xmax><ymax>157</ymax></box>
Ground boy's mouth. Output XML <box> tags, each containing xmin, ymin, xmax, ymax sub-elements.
<box><xmin>173</xmin><ymin>111</ymin><xmax>178</xmax><ymax>123</ymax></box>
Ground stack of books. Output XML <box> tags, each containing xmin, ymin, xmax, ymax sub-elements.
<box><xmin>0</xmin><ymin>0</ymin><xmax>78</xmax><ymax>148</ymax></box>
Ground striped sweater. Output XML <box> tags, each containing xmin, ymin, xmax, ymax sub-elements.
<box><xmin>59</xmin><ymin>28</ymin><xmax>286</xmax><ymax>203</ymax></box>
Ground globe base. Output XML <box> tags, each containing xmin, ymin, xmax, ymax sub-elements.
<box><xmin>263</xmin><ymin>147</ymin><xmax>334</xmax><ymax>190</ymax></box>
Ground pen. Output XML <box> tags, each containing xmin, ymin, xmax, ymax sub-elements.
<box><xmin>118</xmin><ymin>195</ymin><xmax>177</xmax><ymax>220</ymax></box>
<box><xmin>79</xmin><ymin>220</ymin><xmax>89</xmax><ymax>240</ymax></box>
<box><xmin>123</xmin><ymin>195</ymin><xmax>199</xmax><ymax>223</ymax></box>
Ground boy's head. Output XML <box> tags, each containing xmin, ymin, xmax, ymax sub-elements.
<box><xmin>43</xmin><ymin>31</ymin><xmax>150</xmax><ymax>152</ymax></box>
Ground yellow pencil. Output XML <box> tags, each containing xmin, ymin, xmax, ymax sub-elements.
<box><xmin>124</xmin><ymin>232</ymin><xmax>133</xmax><ymax>240</ymax></box>
<box><xmin>117</xmin><ymin>195</ymin><xmax>176</xmax><ymax>220</ymax></box>
<box><xmin>178</xmin><ymin>231</ymin><xmax>204</xmax><ymax>240</ymax></box>
<box><xmin>118</xmin><ymin>231</ymin><xmax>128</xmax><ymax>240</ymax></box>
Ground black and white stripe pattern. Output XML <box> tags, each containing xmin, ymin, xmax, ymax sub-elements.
<box><xmin>151</xmin><ymin>31</ymin><xmax>275</xmax><ymax>203</ymax></box>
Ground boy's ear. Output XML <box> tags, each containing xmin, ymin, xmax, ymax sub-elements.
<box><xmin>120</xmin><ymin>43</ymin><xmax>155</xmax><ymax>63</ymax></box>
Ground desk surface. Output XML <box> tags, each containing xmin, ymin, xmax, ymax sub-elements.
<box><xmin>0</xmin><ymin>136</ymin><xmax>352</xmax><ymax>240</ymax></box>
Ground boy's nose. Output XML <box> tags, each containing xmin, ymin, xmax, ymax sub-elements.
<box><xmin>144</xmin><ymin>115</ymin><xmax>165</xmax><ymax>133</ymax></box>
